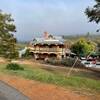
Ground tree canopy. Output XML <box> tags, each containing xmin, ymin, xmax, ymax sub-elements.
<box><xmin>0</xmin><ymin>10</ymin><xmax>18</xmax><ymax>59</ymax></box>
<box><xmin>71</xmin><ymin>38</ymin><xmax>96</xmax><ymax>57</ymax></box>
<box><xmin>85</xmin><ymin>0</ymin><xmax>100</xmax><ymax>24</ymax></box>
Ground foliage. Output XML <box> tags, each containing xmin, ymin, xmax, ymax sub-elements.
<box><xmin>70</xmin><ymin>38</ymin><xmax>96</xmax><ymax>57</ymax></box>
<box><xmin>16</xmin><ymin>42</ymin><xmax>27</xmax><ymax>50</ymax></box>
<box><xmin>46</xmin><ymin>58</ymin><xmax>61</xmax><ymax>65</ymax></box>
<box><xmin>6</xmin><ymin>63</ymin><xmax>24</xmax><ymax>70</ymax></box>
<box><xmin>85</xmin><ymin>0</ymin><xmax>100</xmax><ymax>24</ymax></box>
<box><xmin>0</xmin><ymin>10</ymin><xmax>18</xmax><ymax>59</ymax></box>
<box><xmin>61</xmin><ymin>58</ymin><xmax>75</xmax><ymax>66</ymax></box>
<box><xmin>46</xmin><ymin>58</ymin><xmax>84</xmax><ymax>68</ymax></box>
<box><xmin>22</xmin><ymin>49</ymin><xmax>33</xmax><ymax>58</ymax></box>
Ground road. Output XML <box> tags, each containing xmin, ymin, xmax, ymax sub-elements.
<box><xmin>0</xmin><ymin>92</ymin><xmax>7</xmax><ymax>100</ymax></box>
<box><xmin>0</xmin><ymin>81</ymin><xmax>30</xmax><ymax>100</ymax></box>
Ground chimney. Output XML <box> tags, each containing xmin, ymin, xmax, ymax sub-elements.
<box><xmin>44</xmin><ymin>32</ymin><xmax>49</xmax><ymax>39</ymax></box>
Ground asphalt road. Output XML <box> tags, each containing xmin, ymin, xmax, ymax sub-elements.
<box><xmin>0</xmin><ymin>81</ymin><xmax>30</xmax><ymax>100</ymax></box>
<box><xmin>0</xmin><ymin>92</ymin><xmax>7</xmax><ymax>100</ymax></box>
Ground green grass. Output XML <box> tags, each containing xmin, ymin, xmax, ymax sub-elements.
<box><xmin>0</xmin><ymin>64</ymin><xmax>100</xmax><ymax>93</ymax></box>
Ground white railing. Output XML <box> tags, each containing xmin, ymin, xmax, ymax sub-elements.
<box><xmin>28</xmin><ymin>47</ymin><xmax>64</xmax><ymax>53</ymax></box>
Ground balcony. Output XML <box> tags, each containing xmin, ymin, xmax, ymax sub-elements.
<box><xmin>28</xmin><ymin>47</ymin><xmax>65</xmax><ymax>54</ymax></box>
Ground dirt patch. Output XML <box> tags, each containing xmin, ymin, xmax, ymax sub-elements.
<box><xmin>11</xmin><ymin>59</ymin><xmax>41</xmax><ymax>67</ymax></box>
<box><xmin>0</xmin><ymin>57</ymin><xmax>8</xmax><ymax>64</ymax></box>
<box><xmin>0</xmin><ymin>75</ymin><xmax>99</xmax><ymax>100</ymax></box>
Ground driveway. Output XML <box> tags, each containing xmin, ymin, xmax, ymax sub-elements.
<box><xmin>0</xmin><ymin>81</ymin><xmax>30</xmax><ymax>100</ymax></box>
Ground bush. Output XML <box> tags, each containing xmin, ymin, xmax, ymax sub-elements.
<box><xmin>46</xmin><ymin>58</ymin><xmax>61</xmax><ymax>65</ymax></box>
<box><xmin>22</xmin><ymin>49</ymin><xmax>33</xmax><ymax>59</ymax></box>
<box><xmin>61</xmin><ymin>58</ymin><xmax>75</xmax><ymax>66</ymax></box>
<box><xmin>6</xmin><ymin>63</ymin><xmax>24</xmax><ymax>70</ymax></box>
<box><xmin>61</xmin><ymin>58</ymin><xmax>85</xmax><ymax>68</ymax></box>
<box><xmin>46</xmin><ymin>57</ymin><xmax>84</xmax><ymax>68</ymax></box>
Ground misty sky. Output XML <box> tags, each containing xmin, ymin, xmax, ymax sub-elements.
<box><xmin>0</xmin><ymin>0</ymin><xmax>99</xmax><ymax>41</ymax></box>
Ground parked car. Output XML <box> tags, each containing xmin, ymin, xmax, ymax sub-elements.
<box><xmin>96</xmin><ymin>62</ymin><xmax>100</xmax><ymax>68</ymax></box>
<box><xmin>84</xmin><ymin>61</ymin><xmax>96</xmax><ymax>67</ymax></box>
<box><xmin>80</xmin><ymin>57</ymin><xmax>87</xmax><ymax>64</ymax></box>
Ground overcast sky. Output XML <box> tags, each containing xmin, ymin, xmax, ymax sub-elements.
<box><xmin>0</xmin><ymin>0</ymin><xmax>99</xmax><ymax>41</ymax></box>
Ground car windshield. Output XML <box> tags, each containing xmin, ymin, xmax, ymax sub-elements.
<box><xmin>96</xmin><ymin>63</ymin><xmax>100</xmax><ymax>65</ymax></box>
<box><xmin>84</xmin><ymin>62</ymin><xmax>90</xmax><ymax>64</ymax></box>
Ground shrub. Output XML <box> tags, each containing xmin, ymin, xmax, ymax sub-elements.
<box><xmin>46</xmin><ymin>58</ymin><xmax>61</xmax><ymax>65</ymax></box>
<box><xmin>61</xmin><ymin>58</ymin><xmax>85</xmax><ymax>68</ymax></box>
<box><xmin>61</xmin><ymin>58</ymin><xmax>75</xmax><ymax>66</ymax></box>
<box><xmin>22</xmin><ymin>49</ymin><xmax>33</xmax><ymax>59</ymax></box>
<box><xmin>46</xmin><ymin>57</ymin><xmax>84</xmax><ymax>68</ymax></box>
<box><xmin>6</xmin><ymin>63</ymin><xmax>24</xmax><ymax>70</ymax></box>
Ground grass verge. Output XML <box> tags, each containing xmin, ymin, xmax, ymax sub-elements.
<box><xmin>0</xmin><ymin>64</ymin><xmax>100</xmax><ymax>93</ymax></box>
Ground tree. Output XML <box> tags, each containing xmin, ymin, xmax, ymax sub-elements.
<box><xmin>85</xmin><ymin>0</ymin><xmax>100</xmax><ymax>23</ymax></box>
<box><xmin>85</xmin><ymin>0</ymin><xmax>100</xmax><ymax>24</ymax></box>
<box><xmin>70</xmin><ymin>38</ymin><xmax>96</xmax><ymax>57</ymax></box>
<box><xmin>0</xmin><ymin>10</ymin><xmax>18</xmax><ymax>59</ymax></box>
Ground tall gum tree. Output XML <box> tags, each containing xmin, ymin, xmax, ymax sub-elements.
<box><xmin>0</xmin><ymin>10</ymin><xmax>18</xmax><ymax>59</ymax></box>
